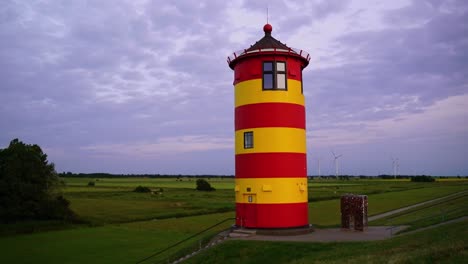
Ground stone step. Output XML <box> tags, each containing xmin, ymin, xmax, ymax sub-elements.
<box><xmin>232</xmin><ymin>228</ymin><xmax>257</xmax><ymax>235</ymax></box>
<box><xmin>229</xmin><ymin>232</ymin><xmax>253</xmax><ymax>238</ymax></box>
<box><xmin>229</xmin><ymin>228</ymin><xmax>257</xmax><ymax>238</ymax></box>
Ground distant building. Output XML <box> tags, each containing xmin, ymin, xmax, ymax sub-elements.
<box><xmin>227</xmin><ymin>24</ymin><xmax>311</xmax><ymax>228</ymax></box>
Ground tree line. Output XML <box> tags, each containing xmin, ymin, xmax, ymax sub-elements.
<box><xmin>59</xmin><ymin>172</ymin><xmax>235</xmax><ymax>178</ymax></box>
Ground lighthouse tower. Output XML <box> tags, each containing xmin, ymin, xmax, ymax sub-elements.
<box><xmin>227</xmin><ymin>24</ymin><xmax>311</xmax><ymax>229</ymax></box>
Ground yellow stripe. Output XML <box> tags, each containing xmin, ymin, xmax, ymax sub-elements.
<box><xmin>235</xmin><ymin>79</ymin><xmax>304</xmax><ymax>107</ymax></box>
<box><xmin>235</xmin><ymin>178</ymin><xmax>308</xmax><ymax>204</ymax></box>
<box><xmin>235</xmin><ymin>127</ymin><xmax>306</xmax><ymax>154</ymax></box>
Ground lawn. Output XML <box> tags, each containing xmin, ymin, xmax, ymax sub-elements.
<box><xmin>64</xmin><ymin>177</ymin><xmax>235</xmax><ymax>190</ymax></box>
<box><xmin>0</xmin><ymin>212</ymin><xmax>234</xmax><ymax>264</ymax></box>
<box><xmin>1</xmin><ymin>177</ymin><xmax>466</xmax><ymax>263</ymax></box>
<box><xmin>309</xmin><ymin>182</ymin><xmax>467</xmax><ymax>227</ymax></box>
<box><xmin>370</xmin><ymin>193</ymin><xmax>468</xmax><ymax>232</ymax></box>
<box><xmin>186</xmin><ymin>220</ymin><xmax>468</xmax><ymax>264</ymax></box>
<box><xmin>65</xmin><ymin>187</ymin><xmax>234</xmax><ymax>224</ymax></box>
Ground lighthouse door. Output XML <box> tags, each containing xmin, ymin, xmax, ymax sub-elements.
<box><xmin>242</xmin><ymin>194</ymin><xmax>257</xmax><ymax>227</ymax></box>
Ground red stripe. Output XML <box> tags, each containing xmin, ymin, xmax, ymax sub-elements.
<box><xmin>236</xmin><ymin>153</ymin><xmax>307</xmax><ymax>178</ymax></box>
<box><xmin>235</xmin><ymin>202</ymin><xmax>308</xmax><ymax>228</ymax></box>
<box><xmin>235</xmin><ymin>103</ymin><xmax>305</xmax><ymax>130</ymax></box>
<box><xmin>232</xmin><ymin>55</ymin><xmax>304</xmax><ymax>85</ymax></box>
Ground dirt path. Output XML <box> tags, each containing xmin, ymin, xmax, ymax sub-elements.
<box><xmin>368</xmin><ymin>190</ymin><xmax>467</xmax><ymax>222</ymax></box>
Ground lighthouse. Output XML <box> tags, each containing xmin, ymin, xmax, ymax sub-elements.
<box><xmin>227</xmin><ymin>24</ymin><xmax>311</xmax><ymax>229</ymax></box>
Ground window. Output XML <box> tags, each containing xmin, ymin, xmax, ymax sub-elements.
<box><xmin>263</xmin><ymin>61</ymin><xmax>287</xmax><ymax>90</ymax></box>
<box><xmin>244</xmin><ymin>131</ymin><xmax>253</xmax><ymax>149</ymax></box>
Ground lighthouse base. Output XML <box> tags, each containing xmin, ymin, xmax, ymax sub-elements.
<box><xmin>233</xmin><ymin>224</ymin><xmax>314</xmax><ymax>236</ymax></box>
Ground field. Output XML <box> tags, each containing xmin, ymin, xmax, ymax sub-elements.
<box><xmin>0</xmin><ymin>177</ymin><xmax>466</xmax><ymax>263</ymax></box>
<box><xmin>186</xmin><ymin>220</ymin><xmax>468</xmax><ymax>263</ymax></box>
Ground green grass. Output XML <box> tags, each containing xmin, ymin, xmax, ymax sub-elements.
<box><xmin>309</xmin><ymin>184</ymin><xmax>467</xmax><ymax>227</ymax></box>
<box><xmin>367</xmin><ymin>185</ymin><xmax>466</xmax><ymax>215</ymax></box>
<box><xmin>64</xmin><ymin>177</ymin><xmax>235</xmax><ymax>190</ymax></box>
<box><xmin>0</xmin><ymin>212</ymin><xmax>234</xmax><ymax>264</ymax></box>
<box><xmin>1</xmin><ymin>178</ymin><xmax>466</xmax><ymax>263</ymax></box>
<box><xmin>307</xmin><ymin>179</ymin><xmax>467</xmax><ymax>202</ymax></box>
<box><xmin>371</xmin><ymin>194</ymin><xmax>468</xmax><ymax>232</ymax></box>
<box><xmin>65</xmin><ymin>187</ymin><xmax>234</xmax><ymax>224</ymax></box>
<box><xmin>185</xmin><ymin>220</ymin><xmax>468</xmax><ymax>264</ymax></box>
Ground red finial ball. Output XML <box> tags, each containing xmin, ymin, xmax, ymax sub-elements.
<box><xmin>263</xmin><ymin>23</ymin><xmax>272</xmax><ymax>33</ymax></box>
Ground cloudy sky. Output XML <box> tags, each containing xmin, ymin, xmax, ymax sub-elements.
<box><xmin>1</xmin><ymin>0</ymin><xmax>467</xmax><ymax>176</ymax></box>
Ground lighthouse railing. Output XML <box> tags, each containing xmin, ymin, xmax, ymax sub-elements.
<box><xmin>227</xmin><ymin>47</ymin><xmax>311</xmax><ymax>64</ymax></box>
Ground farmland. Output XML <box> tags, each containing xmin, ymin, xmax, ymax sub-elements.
<box><xmin>0</xmin><ymin>177</ymin><xmax>466</xmax><ymax>263</ymax></box>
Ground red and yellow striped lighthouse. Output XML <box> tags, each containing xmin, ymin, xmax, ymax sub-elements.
<box><xmin>227</xmin><ymin>24</ymin><xmax>311</xmax><ymax>229</ymax></box>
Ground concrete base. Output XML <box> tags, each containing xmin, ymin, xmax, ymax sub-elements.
<box><xmin>232</xmin><ymin>224</ymin><xmax>314</xmax><ymax>236</ymax></box>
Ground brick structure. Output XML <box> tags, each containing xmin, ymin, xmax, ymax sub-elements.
<box><xmin>341</xmin><ymin>194</ymin><xmax>368</xmax><ymax>231</ymax></box>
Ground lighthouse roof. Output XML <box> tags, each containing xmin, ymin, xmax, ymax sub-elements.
<box><xmin>246</xmin><ymin>24</ymin><xmax>291</xmax><ymax>51</ymax></box>
<box><xmin>227</xmin><ymin>24</ymin><xmax>310</xmax><ymax>69</ymax></box>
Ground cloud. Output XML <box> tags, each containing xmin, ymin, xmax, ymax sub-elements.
<box><xmin>81</xmin><ymin>135</ymin><xmax>233</xmax><ymax>158</ymax></box>
<box><xmin>1</xmin><ymin>0</ymin><xmax>467</xmax><ymax>175</ymax></box>
<box><xmin>304</xmin><ymin>1</ymin><xmax>468</xmax><ymax>132</ymax></box>
<box><xmin>308</xmin><ymin>93</ymin><xmax>468</xmax><ymax>146</ymax></box>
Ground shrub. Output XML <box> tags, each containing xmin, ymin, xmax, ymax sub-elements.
<box><xmin>134</xmin><ymin>186</ymin><xmax>152</xmax><ymax>193</ymax></box>
<box><xmin>411</xmin><ymin>175</ymin><xmax>435</xmax><ymax>182</ymax></box>
<box><xmin>87</xmin><ymin>181</ymin><xmax>95</xmax><ymax>186</ymax></box>
<box><xmin>196</xmin><ymin>179</ymin><xmax>215</xmax><ymax>191</ymax></box>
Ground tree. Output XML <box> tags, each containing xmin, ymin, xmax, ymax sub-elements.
<box><xmin>0</xmin><ymin>139</ymin><xmax>75</xmax><ymax>222</ymax></box>
<box><xmin>195</xmin><ymin>179</ymin><xmax>215</xmax><ymax>191</ymax></box>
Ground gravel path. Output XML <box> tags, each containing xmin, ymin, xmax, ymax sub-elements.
<box><xmin>234</xmin><ymin>226</ymin><xmax>408</xmax><ymax>242</ymax></box>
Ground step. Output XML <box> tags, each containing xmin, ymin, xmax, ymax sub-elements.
<box><xmin>229</xmin><ymin>232</ymin><xmax>254</xmax><ymax>238</ymax></box>
<box><xmin>232</xmin><ymin>228</ymin><xmax>257</xmax><ymax>235</ymax></box>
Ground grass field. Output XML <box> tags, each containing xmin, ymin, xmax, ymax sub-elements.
<box><xmin>66</xmin><ymin>187</ymin><xmax>233</xmax><ymax>224</ymax></box>
<box><xmin>371</xmin><ymin>193</ymin><xmax>468</xmax><ymax>232</ymax></box>
<box><xmin>0</xmin><ymin>212</ymin><xmax>234</xmax><ymax>264</ymax></box>
<box><xmin>0</xmin><ymin>177</ymin><xmax>466</xmax><ymax>263</ymax></box>
<box><xmin>63</xmin><ymin>177</ymin><xmax>467</xmax><ymax>226</ymax></box>
<box><xmin>185</xmin><ymin>220</ymin><xmax>468</xmax><ymax>264</ymax></box>
<box><xmin>65</xmin><ymin>177</ymin><xmax>235</xmax><ymax>190</ymax></box>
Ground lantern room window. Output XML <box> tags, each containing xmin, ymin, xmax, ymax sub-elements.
<box><xmin>263</xmin><ymin>61</ymin><xmax>287</xmax><ymax>90</ymax></box>
<box><xmin>244</xmin><ymin>131</ymin><xmax>254</xmax><ymax>149</ymax></box>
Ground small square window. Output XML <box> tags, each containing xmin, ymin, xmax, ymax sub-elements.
<box><xmin>276</xmin><ymin>62</ymin><xmax>285</xmax><ymax>71</ymax></box>
<box><xmin>263</xmin><ymin>73</ymin><xmax>274</xmax><ymax>89</ymax></box>
<box><xmin>244</xmin><ymin>131</ymin><xmax>253</xmax><ymax>149</ymax></box>
<box><xmin>277</xmin><ymin>73</ymin><xmax>286</xmax><ymax>89</ymax></box>
<box><xmin>263</xmin><ymin>62</ymin><xmax>273</xmax><ymax>71</ymax></box>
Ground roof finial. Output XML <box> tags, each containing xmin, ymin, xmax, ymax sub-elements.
<box><xmin>264</xmin><ymin>6</ymin><xmax>272</xmax><ymax>36</ymax></box>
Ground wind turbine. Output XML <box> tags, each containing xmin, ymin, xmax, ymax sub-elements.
<box><xmin>397</xmin><ymin>160</ymin><xmax>400</xmax><ymax>176</ymax></box>
<box><xmin>332</xmin><ymin>151</ymin><xmax>343</xmax><ymax>177</ymax></box>
<box><xmin>317</xmin><ymin>158</ymin><xmax>321</xmax><ymax>178</ymax></box>
<box><xmin>392</xmin><ymin>158</ymin><xmax>399</xmax><ymax>179</ymax></box>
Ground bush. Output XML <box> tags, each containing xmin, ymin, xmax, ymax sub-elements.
<box><xmin>87</xmin><ymin>181</ymin><xmax>95</xmax><ymax>186</ymax></box>
<box><xmin>196</xmin><ymin>179</ymin><xmax>215</xmax><ymax>191</ymax></box>
<box><xmin>411</xmin><ymin>175</ymin><xmax>435</xmax><ymax>182</ymax></box>
<box><xmin>134</xmin><ymin>186</ymin><xmax>152</xmax><ymax>193</ymax></box>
